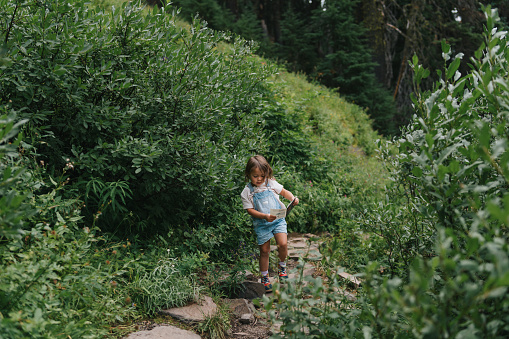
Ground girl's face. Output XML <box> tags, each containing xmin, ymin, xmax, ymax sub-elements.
<box><xmin>249</xmin><ymin>167</ymin><xmax>266</xmax><ymax>187</ymax></box>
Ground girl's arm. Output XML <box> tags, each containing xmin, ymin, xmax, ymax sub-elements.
<box><xmin>280</xmin><ymin>188</ymin><xmax>299</xmax><ymax>205</ymax></box>
<box><xmin>246</xmin><ymin>208</ymin><xmax>277</xmax><ymax>222</ymax></box>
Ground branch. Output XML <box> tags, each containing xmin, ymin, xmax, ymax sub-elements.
<box><xmin>5</xmin><ymin>2</ymin><xmax>20</xmax><ymax>45</ymax></box>
<box><xmin>386</xmin><ymin>23</ymin><xmax>409</xmax><ymax>40</ymax></box>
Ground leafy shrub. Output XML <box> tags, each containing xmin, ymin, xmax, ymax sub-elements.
<box><xmin>262</xmin><ymin>260</ymin><xmax>363</xmax><ymax>339</ymax></box>
<box><xmin>275</xmin><ymin>150</ymin><xmax>387</xmax><ymax>234</ymax></box>
<box><xmin>361</xmin><ymin>5</ymin><xmax>509</xmax><ymax>337</ymax></box>
<box><xmin>0</xmin><ymin>108</ymin><xmax>31</xmax><ymax>240</ymax></box>
<box><xmin>0</xmin><ymin>125</ymin><xmax>130</xmax><ymax>337</ymax></box>
<box><xmin>358</xmin><ymin>180</ymin><xmax>437</xmax><ymax>276</ymax></box>
<box><xmin>127</xmin><ymin>257</ymin><xmax>201</xmax><ymax>315</ymax></box>
<box><xmin>0</xmin><ymin>0</ymin><xmax>274</xmax><ymax>234</ymax></box>
<box><xmin>362</xmin><ymin>228</ymin><xmax>509</xmax><ymax>338</ymax></box>
<box><xmin>265</xmin><ymin>6</ymin><xmax>509</xmax><ymax>338</ymax></box>
<box><xmin>0</xmin><ymin>110</ymin><xmax>203</xmax><ymax>337</ymax></box>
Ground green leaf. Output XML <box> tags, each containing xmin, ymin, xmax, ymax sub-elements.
<box><xmin>447</xmin><ymin>58</ymin><xmax>461</xmax><ymax>80</ymax></box>
<box><xmin>441</xmin><ymin>40</ymin><xmax>451</xmax><ymax>61</ymax></box>
<box><xmin>53</xmin><ymin>66</ymin><xmax>66</xmax><ymax>76</ymax></box>
<box><xmin>437</xmin><ymin>164</ymin><xmax>448</xmax><ymax>181</ymax></box>
<box><xmin>56</xmin><ymin>212</ymin><xmax>65</xmax><ymax>223</ymax></box>
<box><xmin>412</xmin><ymin>54</ymin><xmax>419</xmax><ymax>66</ymax></box>
<box><xmin>412</xmin><ymin>167</ymin><xmax>423</xmax><ymax>177</ymax></box>
<box><xmin>448</xmin><ymin>160</ymin><xmax>460</xmax><ymax>174</ymax></box>
<box><xmin>425</xmin><ymin>133</ymin><xmax>434</xmax><ymax>147</ymax></box>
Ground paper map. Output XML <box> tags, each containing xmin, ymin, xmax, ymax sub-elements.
<box><xmin>270</xmin><ymin>198</ymin><xmax>297</xmax><ymax>220</ymax></box>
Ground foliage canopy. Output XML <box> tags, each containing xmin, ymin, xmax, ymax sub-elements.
<box><xmin>0</xmin><ymin>0</ymin><xmax>274</xmax><ymax>233</ymax></box>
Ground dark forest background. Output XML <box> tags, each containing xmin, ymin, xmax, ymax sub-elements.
<box><xmin>150</xmin><ymin>0</ymin><xmax>509</xmax><ymax>136</ymax></box>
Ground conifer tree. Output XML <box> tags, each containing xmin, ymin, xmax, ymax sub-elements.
<box><xmin>277</xmin><ymin>4</ymin><xmax>319</xmax><ymax>74</ymax></box>
<box><xmin>313</xmin><ymin>0</ymin><xmax>398</xmax><ymax>135</ymax></box>
<box><xmin>171</xmin><ymin>0</ymin><xmax>235</xmax><ymax>31</ymax></box>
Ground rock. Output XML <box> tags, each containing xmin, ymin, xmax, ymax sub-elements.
<box><xmin>287</xmin><ymin>235</ymin><xmax>322</xmax><ymax>262</ymax></box>
<box><xmin>288</xmin><ymin>232</ymin><xmax>319</xmax><ymax>240</ymax></box>
<box><xmin>226</xmin><ymin>298</ymin><xmax>256</xmax><ymax>315</ymax></box>
<box><xmin>159</xmin><ymin>296</ymin><xmax>217</xmax><ymax>323</ymax></box>
<box><xmin>287</xmin><ymin>264</ymin><xmax>315</xmax><ymax>282</ymax></box>
<box><xmin>226</xmin><ymin>298</ymin><xmax>256</xmax><ymax>325</ymax></box>
<box><xmin>338</xmin><ymin>272</ymin><xmax>362</xmax><ymax>288</ymax></box>
<box><xmin>124</xmin><ymin>325</ymin><xmax>201</xmax><ymax>339</ymax></box>
<box><xmin>235</xmin><ymin>281</ymin><xmax>267</xmax><ymax>299</ymax></box>
<box><xmin>288</xmin><ymin>248</ymin><xmax>322</xmax><ymax>261</ymax></box>
<box><xmin>239</xmin><ymin>313</ymin><xmax>254</xmax><ymax>324</ymax></box>
<box><xmin>219</xmin><ymin>279</ymin><xmax>267</xmax><ymax>299</ymax></box>
<box><xmin>289</xmin><ymin>240</ymin><xmax>308</xmax><ymax>249</ymax></box>
<box><xmin>302</xmin><ymin>266</ymin><xmax>316</xmax><ymax>277</ymax></box>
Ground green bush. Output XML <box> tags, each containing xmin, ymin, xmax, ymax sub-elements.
<box><xmin>274</xmin><ymin>149</ymin><xmax>387</xmax><ymax>234</ymax></box>
<box><xmin>0</xmin><ymin>111</ymin><xmax>125</xmax><ymax>337</ymax></box>
<box><xmin>0</xmin><ymin>0</ymin><xmax>274</xmax><ymax>234</ymax></box>
<box><xmin>361</xmin><ymin>5</ymin><xmax>509</xmax><ymax>337</ymax></box>
<box><xmin>0</xmin><ymin>108</ymin><xmax>31</xmax><ymax>240</ymax></box>
<box><xmin>265</xmin><ymin>6</ymin><xmax>509</xmax><ymax>338</ymax></box>
<box><xmin>0</xmin><ymin>110</ymin><xmax>206</xmax><ymax>337</ymax></box>
<box><xmin>262</xmin><ymin>259</ymin><xmax>364</xmax><ymax>339</ymax></box>
<box><xmin>127</xmin><ymin>257</ymin><xmax>202</xmax><ymax>315</ymax></box>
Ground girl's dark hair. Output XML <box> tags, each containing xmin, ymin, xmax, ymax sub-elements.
<box><xmin>244</xmin><ymin>155</ymin><xmax>273</xmax><ymax>182</ymax></box>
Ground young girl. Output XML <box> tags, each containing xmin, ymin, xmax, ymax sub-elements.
<box><xmin>240</xmin><ymin>155</ymin><xmax>299</xmax><ymax>292</ymax></box>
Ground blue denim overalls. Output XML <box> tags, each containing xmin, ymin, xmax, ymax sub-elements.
<box><xmin>248</xmin><ymin>181</ymin><xmax>287</xmax><ymax>245</ymax></box>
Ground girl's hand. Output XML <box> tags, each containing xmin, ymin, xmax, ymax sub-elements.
<box><xmin>293</xmin><ymin>197</ymin><xmax>299</xmax><ymax>205</ymax></box>
<box><xmin>266</xmin><ymin>214</ymin><xmax>277</xmax><ymax>222</ymax></box>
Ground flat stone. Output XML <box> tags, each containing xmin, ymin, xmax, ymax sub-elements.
<box><xmin>288</xmin><ymin>233</ymin><xmax>320</xmax><ymax>240</ymax></box>
<box><xmin>302</xmin><ymin>266</ymin><xmax>316</xmax><ymax>277</ymax></box>
<box><xmin>289</xmin><ymin>240</ymin><xmax>308</xmax><ymax>249</ymax></box>
<box><xmin>288</xmin><ymin>266</ymin><xmax>315</xmax><ymax>281</ymax></box>
<box><xmin>338</xmin><ymin>272</ymin><xmax>362</xmax><ymax>288</ymax></box>
<box><xmin>288</xmin><ymin>232</ymin><xmax>316</xmax><ymax>240</ymax></box>
<box><xmin>159</xmin><ymin>296</ymin><xmax>217</xmax><ymax>323</ymax></box>
<box><xmin>124</xmin><ymin>325</ymin><xmax>201</xmax><ymax>338</ymax></box>
<box><xmin>288</xmin><ymin>249</ymin><xmax>322</xmax><ymax>261</ymax></box>
<box><xmin>235</xmin><ymin>281</ymin><xmax>267</xmax><ymax>299</ymax></box>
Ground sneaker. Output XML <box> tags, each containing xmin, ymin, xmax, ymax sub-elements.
<box><xmin>261</xmin><ymin>275</ymin><xmax>272</xmax><ymax>292</ymax></box>
<box><xmin>278</xmin><ymin>264</ymin><xmax>288</xmax><ymax>282</ymax></box>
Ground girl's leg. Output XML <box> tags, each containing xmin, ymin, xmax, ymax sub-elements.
<box><xmin>259</xmin><ymin>240</ymin><xmax>272</xmax><ymax>292</ymax></box>
<box><xmin>274</xmin><ymin>233</ymin><xmax>289</xmax><ymax>281</ymax></box>
<box><xmin>259</xmin><ymin>240</ymin><xmax>271</xmax><ymax>272</ymax></box>
<box><xmin>274</xmin><ymin>233</ymin><xmax>288</xmax><ymax>262</ymax></box>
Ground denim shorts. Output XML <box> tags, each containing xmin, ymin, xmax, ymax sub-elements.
<box><xmin>254</xmin><ymin>218</ymin><xmax>287</xmax><ymax>245</ymax></box>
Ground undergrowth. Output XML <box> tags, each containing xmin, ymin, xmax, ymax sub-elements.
<box><xmin>0</xmin><ymin>0</ymin><xmax>390</xmax><ymax>338</ymax></box>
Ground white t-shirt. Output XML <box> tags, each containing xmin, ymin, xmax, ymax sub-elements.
<box><xmin>241</xmin><ymin>179</ymin><xmax>285</xmax><ymax>210</ymax></box>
